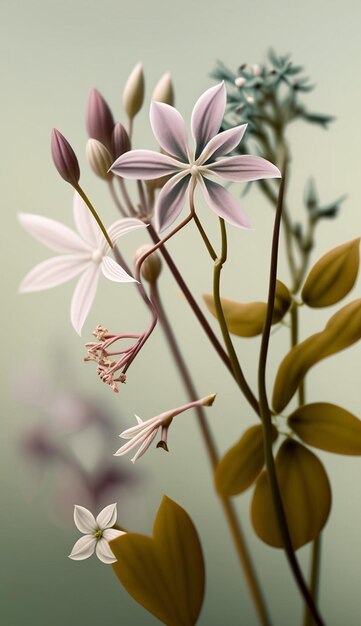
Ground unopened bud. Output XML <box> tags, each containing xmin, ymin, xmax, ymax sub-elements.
<box><xmin>201</xmin><ymin>393</ymin><xmax>217</xmax><ymax>407</ymax></box>
<box><xmin>251</xmin><ymin>64</ymin><xmax>261</xmax><ymax>77</ymax></box>
<box><xmin>51</xmin><ymin>129</ymin><xmax>80</xmax><ymax>185</ymax></box>
<box><xmin>123</xmin><ymin>62</ymin><xmax>145</xmax><ymax>120</ymax></box>
<box><xmin>111</xmin><ymin>122</ymin><xmax>131</xmax><ymax>159</ymax></box>
<box><xmin>246</xmin><ymin>95</ymin><xmax>255</xmax><ymax>105</ymax></box>
<box><xmin>152</xmin><ymin>72</ymin><xmax>174</xmax><ymax>106</ymax></box>
<box><xmin>235</xmin><ymin>76</ymin><xmax>246</xmax><ymax>88</ymax></box>
<box><xmin>86</xmin><ymin>88</ymin><xmax>114</xmax><ymax>151</ymax></box>
<box><xmin>86</xmin><ymin>139</ymin><xmax>113</xmax><ymax>180</ymax></box>
<box><xmin>134</xmin><ymin>244</ymin><xmax>162</xmax><ymax>283</ymax></box>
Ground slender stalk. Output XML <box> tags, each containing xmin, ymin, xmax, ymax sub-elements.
<box><xmin>193</xmin><ymin>213</ymin><xmax>217</xmax><ymax>261</ymax></box>
<box><xmin>150</xmin><ymin>282</ymin><xmax>272</xmax><ymax>626</ymax></box>
<box><xmin>118</xmin><ymin>178</ymin><xmax>137</xmax><ymax>215</ymax></box>
<box><xmin>303</xmin><ymin>537</ymin><xmax>322</xmax><ymax>626</ymax></box>
<box><xmin>108</xmin><ymin>179</ymin><xmax>127</xmax><ymax>217</ymax></box>
<box><xmin>73</xmin><ymin>183</ymin><xmax>113</xmax><ymax>248</ymax></box>
<box><xmin>257</xmin><ymin>164</ymin><xmax>325</xmax><ymax>626</ymax></box>
<box><xmin>212</xmin><ymin>217</ymin><xmax>260</xmax><ymax>415</ymax></box>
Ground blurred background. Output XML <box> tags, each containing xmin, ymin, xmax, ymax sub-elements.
<box><xmin>1</xmin><ymin>0</ymin><xmax>361</xmax><ymax>624</ymax></box>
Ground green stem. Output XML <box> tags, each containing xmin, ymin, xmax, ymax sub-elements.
<box><xmin>150</xmin><ymin>282</ymin><xmax>272</xmax><ymax>626</ymax></box>
<box><xmin>73</xmin><ymin>183</ymin><xmax>113</xmax><ymax>248</ymax></box>
<box><xmin>193</xmin><ymin>212</ymin><xmax>217</xmax><ymax>261</ymax></box>
<box><xmin>257</xmin><ymin>164</ymin><xmax>325</xmax><ymax>626</ymax></box>
<box><xmin>212</xmin><ymin>217</ymin><xmax>260</xmax><ymax>416</ymax></box>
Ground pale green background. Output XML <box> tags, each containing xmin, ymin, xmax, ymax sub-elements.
<box><xmin>1</xmin><ymin>0</ymin><xmax>361</xmax><ymax>624</ymax></box>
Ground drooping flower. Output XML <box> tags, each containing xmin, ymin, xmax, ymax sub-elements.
<box><xmin>110</xmin><ymin>82</ymin><xmax>281</xmax><ymax>232</ymax></box>
<box><xmin>18</xmin><ymin>194</ymin><xmax>146</xmax><ymax>335</ymax></box>
<box><xmin>69</xmin><ymin>503</ymin><xmax>125</xmax><ymax>564</ymax></box>
<box><xmin>115</xmin><ymin>394</ymin><xmax>216</xmax><ymax>462</ymax></box>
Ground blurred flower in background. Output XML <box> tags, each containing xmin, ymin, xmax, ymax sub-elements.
<box><xmin>14</xmin><ymin>357</ymin><xmax>138</xmax><ymax>525</ymax></box>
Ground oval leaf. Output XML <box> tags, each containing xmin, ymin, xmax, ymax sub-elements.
<box><xmin>203</xmin><ymin>280</ymin><xmax>291</xmax><ymax>337</ymax></box>
<box><xmin>273</xmin><ymin>299</ymin><xmax>361</xmax><ymax>413</ymax></box>
<box><xmin>110</xmin><ymin>496</ymin><xmax>205</xmax><ymax>626</ymax></box>
<box><xmin>251</xmin><ymin>440</ymin><xmax>331</xmax><ymax>549</ymax></box>
<box><xmin>215</xmin><ymin>424</ymin><xmax>278</xmax><ymax>496</ymax></box>
<box><xmin>302</xmin><ymin>238</ymin><xmax>360</xmax><ymax>307</ymax></box>
<box><xmin>288</xmin><ymin>403</ymin><xmax>361</xmax><ymax>455</ymax></box>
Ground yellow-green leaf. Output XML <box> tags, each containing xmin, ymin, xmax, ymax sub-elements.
<box><xmin>203</xmin><ymin>280</ymin><xmax>291</xmax><ymax>337</ymax></box>
<box><xmin>273</xmin><ymin>299</ymin><xmax>361</xmax><ymax>413</ymax></box>
<box><xmin>288</xmin><ymin>403</ymin><xmax>361</xmax><ymax>455</ymax></box>
<box><xmin>215</xmin><ymin>424</ymin><xmax>278</xmax><ymax>496</ymax></box>
<box><xmin>251</xmin><ymin>440</ymin><xmax>331</xmax><ymax>550</ymax></box>
<box><xmin>110</xmin><ymin>496</ymin><xmax>204</xmax><ymax>626</ymax></box>
<box><xmin>302</xmin><ymin>238</ymin><xmax>360</xmax><ymax>307</ymax></box>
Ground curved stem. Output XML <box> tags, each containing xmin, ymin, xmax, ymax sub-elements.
<box><xmin>258</xmin><ymin>163</ymin><xmax>325</xmax><ymax>626</ymax></box>
<box><xmin>108</xmin><ymin>179</ymin><xmax>127</xmax><ymax>217</ymax></box>
<box><xmin>150</xmin><ymin>282</ymin><xmax>272</xmax><ymax>626</ymax></box>
<box><xmin>73</xmin><ymin>183</ymin><xmax>113</xmax><ymax>248</ymax></box>
<box><xmin>213</xmin><ymin>218</ymin><xmax>260</xmax><ymax>415</ymax></box>
<box><xmin>193</xmin><ymin>212</ymin><xmax>217</xmax><ymax>261</ymax></box>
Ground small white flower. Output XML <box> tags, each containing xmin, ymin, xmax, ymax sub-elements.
<box><xmin>68</xmin><ymin>503</ymin><xmax>125</xmax><ymax>564</ymax></box>
<box><xmin>19</xmin><ymin>193</ymin><xmax>146</xmax><ymax>335</ymax></box>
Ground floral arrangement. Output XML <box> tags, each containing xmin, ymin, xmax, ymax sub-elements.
<box><xmin>19</xmin><ymin>51</ymin><xmax>361</xmax><ymax>626</ymax></box>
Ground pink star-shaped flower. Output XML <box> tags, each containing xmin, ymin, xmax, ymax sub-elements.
<box><xmin>110</xmin><ymin>82</ymin><xmax>281</xmax><ymax>232</ymax></box>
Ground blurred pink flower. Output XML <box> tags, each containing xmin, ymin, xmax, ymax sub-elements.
<box><xmin>18</xmin><ymin>194</ymin><xmax>146</xmax><ymax>335</ymax></box>
<box><xmin>111</xmin><ymin>82</ymin><xmax>281</xmax><ymax>232</ymax></box>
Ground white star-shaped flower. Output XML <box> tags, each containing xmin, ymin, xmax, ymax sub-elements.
<box><xmin>69</xmin><ymin>503</ymin><xmax>125</xmax><ymax>564</ymax></box>
<box><xmin>19</xmin><ymin>193</ymin><xmax>146</xmax><ymax>335</ymax></box>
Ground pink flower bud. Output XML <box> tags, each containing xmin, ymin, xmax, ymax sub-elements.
<box><xmin>111</xmin><ymin>122</ymin><xmax>131</xmax><ymax>159</ymax></box>
<box><xmin>86</xmin><ymin>88</ymin><xmax>114</xmax><ymax>151</ymax></box>
<box><xmin>51</xmin><ymin>129</ymin><xmax>80</xmax><ymax>185</ymax></box>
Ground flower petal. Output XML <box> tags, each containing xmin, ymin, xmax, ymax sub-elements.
<box><xmin>199</xmin><ymin>124</ymin><xmax>247</xmax><ymax>163</ymax></box>
<box><xmin>150</xmin><ymin>102</ymin><xmax>189</xmax><ymax>161</ymax></box>
<box><xmin>70</xmin><ymin>264</ymin><xmax>100</xmax><ymax>335</ymax></box>
<box><xmin>155</xmin><ymin>173</ymin><xmax>190</xmax><ymax>233</ymax></box>
<box><xmin>73</xmin><ymin>193</ymin><xmax>103</xmax><ymax>248</ymax></box>
<box><xmin>68</xmin><ymin>535</ymin><xmax>96</xmax><ymax>561</ymax></box>
<box><xmin>119</xmin><ymin>415</ymin><xmax>160</xmax><ymax>439</ymax></box>
<box><xmin>102</xmin><ymin>528</ymin><xmax>125</xmax><ymax>542</ymax></box>
<box><xmin>106</xmin><ymin>217</ymin><xmax>147</xmax><ymax>251</ymax></box>
<box><xmin>18</xmin><ymin>212</ymin><xmax>89</xmax><ymax>253</ymax></box>
<box><xmin>74</xmin><ymin>504</ymin><xmax>97</xmax><ymax>533</ymax></box>
<box><xmin>131</xmin><ymin>428</ymin><xmax>158</xmax><ymax>463</ymax></box>
<box><xmin>101</xmin><ymin>256</ymin><xmax>136</xmax><ymax>282</ymax></box>
<box><xmin>208</xmin><ymin>155</ymin><xmax>281</xmax><ymax>182</ymax></box>
<box><xmin>110</xmin><ymin>150</ymin><xmax>181</xmax><ymax>180</ymax></box>
<box><xmin>96</xmin><ymin>503</ymin><xmax>117</xmax><ymax>529</ymax></box>
<box><xmin>191</xmin><ymin>82</ymin><xmax>226</xmax><ymax>159</ymax></box>
<box><xmin>95</xmin><ymin>537</ymin><xmax>117</xmax><ymax>564</ymax></box>
<box><xmin>200</xmin><ymin>177</ymin><xmax>252</xmax><ymax>229</ymax></box>
<box><xmin>114</xmin><ymin>423</ymin><xmax>159</xmax><ymax>456</ymax></box>
<box><xmin>19</xmin><ymin>255</ymin><xmax>89</xmax><ymax>293</ymax></box>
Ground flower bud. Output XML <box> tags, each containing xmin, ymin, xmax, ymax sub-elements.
<box><xmin>251</xmin><ymin>64</ymin><xmax>261</xmax><ymax>77</ymax></box>
<box><xmin>86</xmin><ymin>139</ymin><xmax>113</xmax><ymax>180</ymax></box>
<box><xmin>235</xmin><ymin>76</ymin><xmax>246</xmax><ymax>88</ymax></box>
<box><xmin>51</xmin><ymin>129</ymin><xmax>80</xmax><ymax>185</ymax></box>
<box><xmin>246</xmin><ymin>95</ymin><xmax>255</xmax><ymax>105</ymax></box>
<box><xmin>111</xmin><ymin>122</ymin><xmax>131</xmax><ymax>159</ymax></box>
<box><xmin>123</xmin><ymin>62</ymin><xmax>145</xmax><ymax>120</ymax></box>
<box><xmin>86</xmin><ymin>88</ymin><xmax>114</xmax><ymax>151</ymax></box>
<box><xmin>152</xmin><ymin>72</ymin><xmax>174</xmax><ymax>106</ymax></box>
<box><xmin>134</xmin><ymin>244</ymin><xmax>162</xmax><ymax>283</ymax></box>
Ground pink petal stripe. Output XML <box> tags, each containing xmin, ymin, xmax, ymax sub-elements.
<box><xmin>19</xmin><ymin>255</ymin><xmax>90</xmax><ymax>293</ymax></box>
<box><xmin>198</xmin><ymin>124</ymin><xmax>247</xmax><ymax>163</ymax></box>
<box><xmin>18</xmin><ymin>212</ymin><xmax>89</xmax><ymax>254</ymax></box>
<box><xmin>96</xmin><ymin>503</ymin><xmax>117</xmax><ymax>529</ymax></box>
<box><xmin>73</xmin><ymin>193</ymin><xmax>103</xmax><ymax>248</ymax></box>
<box><xmin>200</xmin><ymin>177</ymin><xmax>252</xmax><ymax>229</ymax></box>
<box><xmin>105</xmin><ymin>218</ymin><xmax>147</xmax><ymax>254</ymax></box>
<box><xmin>74</xmin><ymin>505</ymin><xmax>97</xmax><ymax>533</ymax></box>
<box><xmin>131</xmin><ymin>428</ymin><xmax>158</xmax><ymax>462</ymax></box>
<box><xmin>69</xmin><ymin>535</ymin><xmax>96</xmax><ymax>560</ymax></box>
<box><xmin>155</xmin><ymin>173</ymin><xmax>190</xmax><ymax>233</ymax></box>
<box><xmin>208</xmin><ymin>155</ymin><xmax>281</xmax><ymax>182</ymax></box>
<box><xmin>110</xmin><ymin>149</ymin><xmax>181</xmax><ymax>180</ymax></box>
<box><xmin>191</xmin><ymin>82</ymin><xmax>226</xmax><ymax>159</ymax></box>
<box><xmin>101</xmin><ymin>256</ymin><xmax>136</xmax><ymax>282</ymax></box>
<box><xmin>150</xmin><ymin>102</ymin><xmax>189</xmax><ymax>161</ymax></box>
<box><xmin>71</xmin><ymin>264</ymin><xmax>100</xmax><ymax>335</ymax></box>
